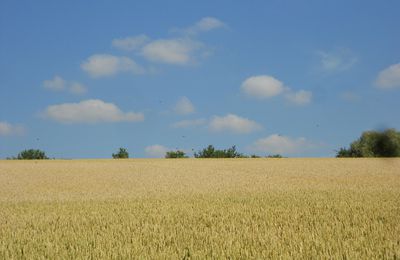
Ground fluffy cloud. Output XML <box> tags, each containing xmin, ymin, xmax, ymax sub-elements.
<box><xmin>250</xmin><ymin>134</ymin><xmax>311</xmax><ymax>155</ymax></box>
<box><xmin>69</xmin><ymin>82</ymin><xmax>87</xmax><ymax>95</ymax></box>
<box><xmin>209</xmin><ymin>114</ymin><xmax>262</xmax><ymax>134</ymax></box>
<box><xmin>43</xmin><ymin>76</ymin><xmax>66</xmax><ymax>91</ymax></box>
<box><xmin>42</xmin><ymin>99</ymin><xmax>144</xmax><ymax>124</ymax></box>
<box><xmin>375</xmin><ymin>63</ymin><xmax>400</xmax><ymax>89</ymax></box>
<box><xmin>108</xmin><ymin>18</ymin><xmax>224</xmax><ymax>67</ymax></box>
<box><xmin>183</xmin><ymin>17</ymin><xmax>226</xmax><ymax>35</ymax></box>
<box><xmin>81</xmin><ymin>54</ymin><xmax>144</xmax><ymax>77</ymax></box>
<box><xmin>112</xmin><ymin>34</ymin><xmax>149</xmax><ymax>51</ymax></box>
<box><xmin>145</xmin><ymin>144</ymin><xmax>169</xmax><ymax>158</ymax></box>
<box><xmin>142</xmin><ymin>38</ymin><xmax>202</xmax><ymax>65</ymax></box>
<box><xmin>241</xmin><ymin>75</ymin><xmax>285</xmax><ymax>98</ymax></box>
<box><xmin>0</xmin><ymin>121</ymin><xmax>25</xmax><ymax>136</ymax></box>
<box><xmin>174</xmin><ymin>97</ymin><xmax>195</xmax><ymax>115</ymax></box>
<box><xmin>171</xmin><ymin>118</ymin><xmax>206</xmax><ymax>128</ymax></box>
<box><xmin>285</xmin><ymin>90</ymin><xmax>312</xmax><ymax>105</ymax></box>
<box><xmin>316</xmin><ymin>48</ymin><xmax>357</xmax><ymax>72</ymax></box>
<box><xmin>241</xmin><ymin>75</ymin><xmax>312</xmax><ymax>105</ymax></box>
<box><xmin>43</xmin><ymin>76</ymin><xmax>87</xmax><ymax>95</ymax></box>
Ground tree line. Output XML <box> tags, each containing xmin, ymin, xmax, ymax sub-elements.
<box><xmin>6</xmin><ymin>128</ymin><xmax>400</xmax><ymax>159</ymax></box>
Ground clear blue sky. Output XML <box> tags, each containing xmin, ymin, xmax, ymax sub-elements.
<box><xmin>1</xmin><ymin>0</ymin><xmax>399</xmax><ymax>158</ymax></box>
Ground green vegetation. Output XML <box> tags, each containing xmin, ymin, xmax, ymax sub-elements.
<box><xmin>112</xmin><ymin>148</ymin><xmax>129</xmax><ymax>159</ymax></box>
<box><xmin>165</xmin><ymin>150</ymin><xmax>188</xmax><ymax>158</ymax></box>
<box><xmin>194</xmin><ymin>145</ymin><xmax>245</xmax><ymax>158</ymax></box>
<box><xmin>8</xmin><ymin>149</ymin><xmax>49</xmax><ymax>160</ymax></box>
<box><xmin>266</xmin><ymin>154</ymin><xmax>284</xmax><ymax>158</ymax></box>
<box><xmin>337</xmin><ymin>128</ymin><xmax>400</xmax><ymax>157</ymax></box>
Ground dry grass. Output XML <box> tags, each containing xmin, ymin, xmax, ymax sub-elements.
<box><xmin>0</xmin><ymin>158</ymin><xmax>399</xmax><ymax>259</ymax></box>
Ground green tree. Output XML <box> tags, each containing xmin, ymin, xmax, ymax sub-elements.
<box><xmin>112</xmin><ymin>148</ymin><xmax>129</xmax><ymax>159</ymax></box>
<box><xmin>336</xmin><ymin>128</ymin><xmax>400</xmax><ymax>157</ymax></box>
<box><xmin>165</xmin><ymin>150</ymin><xmax>188</xmax><ymax>158</ymax></box>
<box><xmin>194</xmin><ymin>145</ymin><xmax>244</xmax><ymax>158</ymax></box>
<box><xmin>266</xmin><ymin>154</ymin><xmax>283</xmax><ymax>158</ymax></box>
<box><xmin>17</xmin><ymin>149</ymin><xmax>49</xmax><ymax>160</ymax></box>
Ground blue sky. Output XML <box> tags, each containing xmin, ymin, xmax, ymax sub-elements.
<box><xmin>1</xmin><ymin>0</ymin><xmax>399</xmax><ymax>158</ymax></box>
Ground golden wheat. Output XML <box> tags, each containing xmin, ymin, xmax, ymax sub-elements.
<box><xmin>0</xmin><ymin>158</ymin><xmax>399</xmax><ymax>259</ymax></box>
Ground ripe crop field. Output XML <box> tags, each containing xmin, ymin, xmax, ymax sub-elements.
<box><xmin>0</xmin><ymin>158</ymin><xmax>399</xmax><ymax>259</ymax></box>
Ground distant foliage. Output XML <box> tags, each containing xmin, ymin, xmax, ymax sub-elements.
<box><xmin>165</xmin><ymin>150</ymin><xmax>188</xmax><ymax>158</ymax></box>
<box><xmin>266</xmin><ymin>154</ymin><xmax>283</xmax><ymax>158</ymax></box>
<box><xmin>15</xmin><ymin>149</ymin><xmax>49</xmax><ymax>160</ymax></box>
<box><xmin>112</xmin><ymin>148</ymin><xmax>129</xmax><ymax>159</ymax></box>
<box><xmin>337</xmin><ymin>128</ymin><xmax>400</xmax><ymax>157</ymax></box>
<box><xmin>194</xmin><ymin>145</ymin><xmax>245</xmax><ymax>158</ymax></box>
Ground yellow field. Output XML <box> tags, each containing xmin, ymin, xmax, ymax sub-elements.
<box><xmin>0</xmin><ymin>158</ymin><xmax>399</xmax><ymax>259</ymax></box>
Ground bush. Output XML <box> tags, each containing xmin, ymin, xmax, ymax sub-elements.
<box><xmin>165</xmin><ymin>150</ymin><xmax>188</xmax><ymax>158</ymax></box>
<box><xmin>112</xmin><ymin>148</ymin><xmax>129</xmax><ymax>159</ymax></box>
<box><xmin>16</xmin><ymin>149</ymin><xmax>49</xmax><ymax>160</ymax></box>
<box><xmin>194</xmin><ymin>145</ymin><xmax>244</xmax><ymax>158</ymax></box>
<box><xmin>336</xmin><ymin>128</ymin><xmax>400</xmax><ymax>157</ymax></box>
<box><xmin>266</xmin><ymin>154</ymin><xmax>283</xmax><ymax>158</ymax></box>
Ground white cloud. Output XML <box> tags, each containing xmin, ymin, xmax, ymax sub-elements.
<box><xmin>195</xmin><ymin>17</ymin><xmax>225</xmax><ymax>31</ymax></box>
<box><xmin>209</xmin><ymin>114</ymin><xmax>262</xmax><ymax>134</ymax></box>
<box><xmin>241</xmin><ymin>75</ymin><xmax>285</xmax><ymax>98</ymax></box>
<box><xmin>241</xmin><ymin>75</ymin><xmax>312</xmax><ymax>105</ymax></box>
<box><xmin>81</xmin><ymin>54</ymin><xmax>144</xmax><ymax>77</ymax></box>
<box><xmin>112</xmin><ymin>34</ymin><xmax>149</xmax><ymax>51</ymax></box>
<box><xmin>69</xmin><ymin>82</ymin><xmax>87</xmax><ymax>95</ymax></box>
<box><xmin>375</xmin><ymin>63</ymin><xmax>400</xmax><ymax>89</ymax></box>
<box><xmin>0</xmin><ymin>121</ymin><xmax>25</xmax><ymax>136</ymax></box>
<box><xmin>43</xmin><ymin>76</ymin><xmax>87</xmax><ymax>95</ymax></box>
<box><xmin>182</xmin><ymin>17</ymin><xmax>226</xmax><ymax>35</ymax></box>
<box><xmin>42</xmin><ymin>76</ymin><xmax>66</xmax><ymax>91</ymax></box>
<box><xmin>174</xmin><ymin>96</ymin><xmax>195</xmax><ymax>115</ymax></box>
<box><xmin>285</xmin><ymin>90</ymin><xmax>312</xmax><ymax>105</ymax></box>
<box><xmin>43</xmin><ymin>99</ymin><xmax>144</xmax><ymax>124</ymax></box>
<box><xmin>145</xmin><ymin>144</ymin><xmax>169</xmax><ymax>158</ymax></box>
<box><xmin>171</xmin><ymin>118</ymin><xmax>206</xmax><ymax>128</ymax></box>
<box><xmin>316</xmin><ymin>48</ymin><xmax>357</xmax><ymax>72</ymax></box>
<box><xmin>250</xmin><ymin>134</ymin><xmax>312</xmax><ymax>155</ymax></box>
<box><xmin>142</xmin><ymin>38</ymin><xmax>202</xmax><ymax>65</ymax></box>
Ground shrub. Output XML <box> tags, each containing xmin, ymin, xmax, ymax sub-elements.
<box><xmin>194</xmin><ymin>145</ymin><xmax>244</xmax><ymax>158</ymax></box>
<box><xmin>336</xmin><ymin>128</ymin><xmax>400</xmax><ymax>157</ymax></box>
<box><xmin>266</xmin><ymin>154</ymin><xmax>283</xmax><ymax>158</ymax></box>
<box><xmin>17</xmin><ymin>149</ymin><xmax>49</xmax><ymax>160</ymax></box>
<box><xmin>112</xmin><ymin>148</ymin><xmax>129</xmax><ymax>159</ymax></box>
<box><xmin>165</xmin><ymin>150</ymin><xmax>188</xmax><ymax>158</ymax></box>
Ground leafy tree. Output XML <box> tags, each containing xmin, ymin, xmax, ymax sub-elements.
<box><xmin>112</xmin><ymin>148</ymin><xmax>129</xmax><ymax>159</ymax></box>
<box><xmin>266</xmin><ymin>154</ymin><xmax>283</xmax><ymax>158</ymax></box>
<box><xmin>165</xmin><ymin>150</ymin><xmax>188</xmax><ymax>158</ymax></box>
<box><xmin>194</xmin><ymin>145</ymin><xmax>244</xmax><ymax>158</ymax></box>
<box><xmin>17</xmin><ymin>149</ymin><xmax>49</xmax><ymax>160</ymax></box>
<box><xmin>336</xmin><ymin>128</ymin><xmax>400</xmax><ymax>157</ymax></box>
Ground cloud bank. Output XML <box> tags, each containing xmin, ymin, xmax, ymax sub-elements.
<box><xmin>209</xmin><ymin>114</ymin><xmax>262</xmax><ymax>134</ymax></box>
<box><xmin>174</xmin><ymin>97</ymin><xmax>195</xmax><ymax>115</ymax></box>
<box><xmin>81</xmin><ymin>54</ymin><xmax>144</xmax><ymax>77</ymax></box>
<box><xmin>145</xmin><ymin>144</ymin><xmax>169</xmax><ymax>158</ymax></box>
<box><xmin>250</xmin><ymin>134</ymin><xmax>313</xmax><ymax>155</ymax></box>
<box><xmin>0</xmin><ymin>121</ymin><xmax>25</xmax><ymax>136</ymax></box>
<box><xmin>43</xmin><ymin>99</ymin><xmax>144</xmax><ymax>124</ymax></box>
<box><xmin>241</xmin><ymin>75</ymin><xmax>312</xmax><ymax>105</ymax></box>
<box><xmin>375</xmin><ymin>63</ymin><xmax>400</xmax><ymax>89</ymax></box>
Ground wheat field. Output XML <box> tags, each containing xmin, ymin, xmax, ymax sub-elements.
<box><xmin>0</xmin><ymin>158</ymin><xmax>399</xmax><ymax>259</ymax></box>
